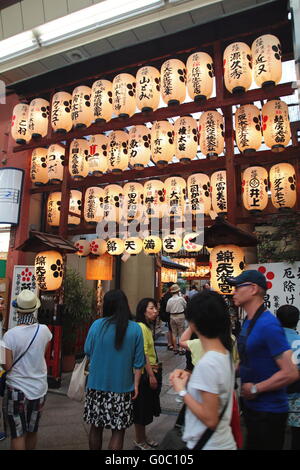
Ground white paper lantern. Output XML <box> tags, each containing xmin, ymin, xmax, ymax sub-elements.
<box><xmin>103</xmin><ymin>184</ymin><xmax>123</xmax><ymax>222</ymax></box>
<box><xmin>87</xmin><ymin>134</ymin><xmax>108</xmax><ymax>175</ymax></box>
<box><xmin>235</xmin><ymin>104</ymin><xmax>262</xmax><ymax>153</ymax></box>
<box><xmin>124</xmin><ymin>237</ymin><xmax>143</xmax><ymax>255</ymax></box>
<box><xmin>174</xmin><ymin>115</ymin><xmax>198</xmax><ymax>163</ymax></box>
<box><xmin>84</xmin><ymin>187</ymin><xmax>105</xmax><ymax>223</ymax></box>
<box><xmin>187</xmin><ymin>173</ymin><xmax>211</xmax><ymax>215</ymax></box>
<box><xmin>143</xmin><ymin>236</ymin><xmax>162</xmax><ymax>254</ymax></box>
<box><xmin>74</xmin><ymin>239</ymin><xmax>90</xmax><ymax>257</ymax></box>
<box><xmin>183</xmin><ymin>233</ymin><xmax>203</xmax><ymax>252</ymax></box>
<box><xmin>186</xmin><ymin>52</ymin><xmax>214</xmax><ymax>101</ymax></box>
<box><xmin>107</xmin><ymin>238</ymin><xmax>125</xmax><ymax>255</ymax></box>
<box><xmin>35</xmin><ymin>251</ymin><xmax>64</xmax><ymax>291</ymax></box>
<box><xmin>51</xmin><ymin>91</ymin><xmax>72</xmax><ymax>133</ymax></box>
<box><xmin>129</xmin><ymin>125</ymin><xmax>151</xmax><ymax>169</ymax></box>
<box><xmin>199</xmin><ymin>110</ymin><xmax>224</xmax><ymax>158</ymax></box>
<box><xmin>136</xmin><ymin>66</ymin><xmax>160</xmax><ymax>112</ymax></box>
<box><xmin>211</xmin><ymin>170</ymin><xmax>227</xmax><ymax>215</ymax></box>
<box><xmin>68</xmin><ymin>190</ymin><xmax>82</xmax><ymax>225</ymax></box>
<box><xmin>151</xmin><ymin>120</ymin><xmax>174</xmax><ymax>167</ymax></box>
<box><xmin>28</xmin><ymin>98</ymin><xmax>50</xmax><ymax>138</ymax></box>
<box><xmin>91</xmin><ymin>79</ymin><xmax>113</xmax><ymax>123</ymax></box>
<box><xmin>108</xmin><ymin>130</ymin><xmax>129</xmax><ymax>173</ymax></box>
<box><xmin>161</xmin><ymin>59</ymin><xmax>186</xmax><ymax>106</ymax></box>
<box><xmin>262</xmin><ymin>99</ymin><xmax>291</xmax><ymax>152</ymax></box>
<box><xmin>11</xmin><ymin>103</ymin><xmax>30</xmax><ymax>144</ymax></box>
<box><xmin>123</xmin><ymin>181</ymin><xmax>144</xmax><ymax>220</ymax></box>
<box><xmin>210</xmin><ymin>245</ymin><xmax>245</xmax><ymax>294</ymax></box>
<box><xmin>30</xmin><ymin>148</ymin><xmax>48</xmax><ymax>185</ymax></box>
<box><xmin>47</xmin><ymin>144</ymin><xmax>65</xmax><ymax>184</ymax></box>
<box><xmin>47</xmin><ymin>192</ymin><xmax>61</xmax><ymax>227</ymax></box>
<box><xmin>269</xmin><ymin>163</ymin><xmax>297</xmax><ymax>209</ymax></box>
<box><xmin>144</xmin><ymin>179</ymin><xmax>166</xmax><ymax>218</ymax></box>
<box><xmin>71</xmin><ymin>85</ymin><xmax>93</xmax><ymax>128</ymax></box>
<box><xmin>242</xmin><ymin>166</ymin><xmax>269</xmax><ymax>213</ymax></box>
<box><xmin>162</xmin><ymin>235</ymin><xmax>182</xmax><ymax>253</ymax></box>
<box><xmin>112</xmin><ymin>73</ymin><xmax>136</xmax><ymax>118</ymax></box>
<box><xmin>252</xmin><ymin>34</ymin><xmax>282</xmax><ymax>87</ymax></box>
<box><xmin>69</xmin><ymin>139</ymin><xmax>89</xmax><ymax>179</ymax></box>
<box><xmin>90</xmin><ymin>239</ymin><xmax>107</xmax><ymax>256</ymax></box>
<box><xmin>223</xmin><ymin>42</ymin><xmax>252</xmax><ymax>93</ymax></box>
<box><xmin>165</xmin><ymin>176</ymin><xmax>186</xmax><ymax>217</ymax></box>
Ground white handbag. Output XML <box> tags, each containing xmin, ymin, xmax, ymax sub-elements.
<box><xmin>67</xmin><ymin>356</ymin><xmax>88</xmax><ymax>402</ymax></box>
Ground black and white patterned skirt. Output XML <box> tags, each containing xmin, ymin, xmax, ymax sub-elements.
<box><xmin>83</xmin><ymin>389</ymin><xmax>133</xmax><ymax>430</ymax></box>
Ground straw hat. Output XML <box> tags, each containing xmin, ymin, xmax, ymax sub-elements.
<box><xmin>170</xmin><ymin>284</ymin><xmax>180</xmax><ymax>293</ymax></box>
<box><xmin>13</xmin><ymin>290</ymin><xmax>41</xmax><ymax>313</ymax></box>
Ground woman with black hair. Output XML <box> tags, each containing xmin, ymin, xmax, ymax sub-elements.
<box><xmin>170</xmin><ymin>290</ymin><xmax>236</xmax><ymax>450</ymax></box>
<box><xmin>83</xmin><ymin>290</ymin><xmax>145</xmax><ymax>450</ymax></box>
<box><xmin>133</xmin><ymin>298</ymin><xmax>162</xmax><ymax>450</ymax></box>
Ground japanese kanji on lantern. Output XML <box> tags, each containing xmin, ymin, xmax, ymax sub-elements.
<box><xmin>183</xmin><ymin>233</ymin><xmax>203</xmax><ymax>252</ymax></box>
<box><xmin>84</xmin><ymin>187</ymin><xmax>104</xmax><ymax>223</ymax></box>
<box><xmin>68</xmin><ymin>190</ymin><xmax>82</xmax><ymax>226</ymax></box>
<box><xmin>223</xmin><ymin>42</ymin><xmax>252</xmax><ymax>94</ymax></box>
<box><xmin>90</xmin><ymin>239</ymin><xmax>107</xmax><ymax>256</ymax></box>
<box><xmin>112</xmin><ymin>73</ymin><xmax>136</xmax><ymax>118</ymax></box>
<box><xmin>47</xmin><ymin>144</ymin><xmax>65</xmax><ymax>183</ymax></box>
<box><xmin>211</xmin><ymin>170</ymin><xmax>227</xmax><ymax>215</ymax></box>
<box><xmin>252</xmin><ymin>34</ymin><xmax>282</xmax><ymax>88</ymax></box>
<box><xmin>11</xmin><ymin>103</ymin><xmax>30</xmax><ymax>144</ymax></box>
<box><xmin>165</xmin><ymin>176</ymin><xmax>186</xmax><ymax>217</ymax></box>
<box><xmin>124</xmin><ymin>237</ymin><xmax>143</xmax><ymax>255</ymax></box>
<box><xmin>144</xmin><ymin>179</ymin><xmax>165</xmax><ymax>218</ymax></box>
<box><xmin>186</xmin><ymin>52</ymin><xmax>214</xmax><ymax>101</ymax></box>
<box><xmin>51</xmin><ymin>91</ymin><xmax>72</xmax><ymax>133</ymax></box>
<box><xmin>161</xmin><ymin>267</ymin><xmax>177</xmax><ymax>284</ymax></box>
<box><xmin>143</xmin><ymin>236</ymin><xmax>162</xmax><ymax>254</ymax></box>
<box><xmin>74</xmin><ymin>239</ymin><xmax>90</xmax><ymax>256</ymax></box>
<box><xmin>210</xmin><ymin>245</ymin><xmax>245</xmax><ymax>294</ymax></box>
<box><xmin>91</xmin><ymin>79</ymin><xmax>113</xmax><ymax>123</ymax></box>
<box><xmin>107</xmin><ymin>238</ymin><xmax>125</xmax><ymax>255</ymax></box>
<box><xmin>108</xmin><ymin>130</ymin><xmax>129</xmax><ymax>173</ymax></box>
<box><xmin>242</xmin><ymin>166</ymin><xmax>269</xmax><ymax>213</ymax></box>
<box><xmin>235</xmin><ymin>104</ymin><xmax>262</xmax><ymax>153</ymax></box>
<box><xmin>28</xmin><ymin>98</ymin><xmax>50</xmax><ymax>139</ymax></box>
<box><xmin>71</xmin><ymin>85</ymin><xmax>93</xmax><ymax>129</ymax></box>
<box><xmin>161</xmin><ymin>59</ymin><xmax>186</xmax><ymax>106</ymax></box>
<box><xmin>187</xmin><ymin>173</ymin><xmax>211</xmax><ymax>215</ymax></box>
<box><xmin>69</xmin><ymin>138</ymin><xmax>89</xmax><ymax>179</ymax></box>
<box><xmin>128</xmin><ymin>125</ymin><xmax>151</xmax><ymax>169</ymax></box>
<box><xmin>30</xmin><ymin>148</ymin><xmax>48</xmax><ymax>185</ymax></box>
<box><xmin>103</xmin><ymin>184</ymin><xmax>123</xmax><ymax>222</ymax></box>
<box><xmin>262</xmin><ymin>99</ymin><xmax>291</xmax><ymax>152</ymax></box>
<box><xmin>173</xmin><ymin>258</ymin><xmax>196</xmax><ymax>272</ymax></box>
<box><xmin>123</xmin><ymin>181</ymin><xmax>144</xmax><ymax>221</ymax></box>
<box><xmin>136</xmin><ymin>66</ymin><xmax>160</xmax><ymax>112</ymax></box>
<box><xmin>174</xmin><ymin>115</ymin><xmax>198</xmax><ymax>163</ymax></box>
<box><xmin>35</xmin><ymin>251</ymin><xmax>64</xmax><ymax>291</ymax></box>
<box><xmin>87</xmin><ymin>134</ymin><xmax>108</xmax><ymax>176</ymax></box>
<box><xmin>269</xmin><ymin>163</ymin><xmax>297</xmax><ymax>209</ymax></box>
<box><xmin>162</xmin><ymin>235</ymin><xmax>182</xmax><ymax>253</ymax></box>
<box><xmin>151</xmin><ymin>120</ymin><xmax>174</xmax><ymax>167</ymax></box>
<box><xmin>86</xmin><ymin>253</ymin><xmax>113</xmax><ymax>281</ymax></box>
<box><xmin>199</xmin><ymin>110</ymin><xmax>224</xmax><ymax>158</ymax></box>
<box><xmin>47</xmin><ymin>192</ymin><xmax>61</xmax><ymax>227</ymax></box>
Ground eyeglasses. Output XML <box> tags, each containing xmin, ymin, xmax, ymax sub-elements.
<box><xmin>235</xmin><ymin>283</ymin><xmax>254</xmax><ymax>289</ymax></box>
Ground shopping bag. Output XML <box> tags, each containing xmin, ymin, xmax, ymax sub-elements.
<box><xmin>67</xmin><ymin>356</ymin><xmax>88</xmax><ymax>402</ymax></box>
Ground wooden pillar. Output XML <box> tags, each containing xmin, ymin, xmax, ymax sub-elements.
<box><xmin>58</xmin><ymin>142</ymin><xmax>71</xmax><ymax>239</ymax></box>
<box><xmin>223</xmin><ymin>105</ymin><xmax>237</xmax><ymax>225</ymax></box>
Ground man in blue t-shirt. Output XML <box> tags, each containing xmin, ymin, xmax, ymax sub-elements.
<box><xmin>227</xmin><ymin>270</ymin><xmax>298</xmax><ymax>450</ymax></box>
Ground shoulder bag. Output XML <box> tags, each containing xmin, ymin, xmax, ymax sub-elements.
<box><xmin>67</xmin><ymin>356</ymin><xmax>89</xmax><ymax>402</ymax></box>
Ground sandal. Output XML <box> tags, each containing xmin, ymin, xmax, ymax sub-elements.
<box><xmin>133</xmin><ymin>440</ymin><xmax>152</xmax><ymax>450</ymax></box>
<box><xmin>179</xmin><ymin>350</ymin><xmax>186</xmax><ymax>355</ymax></box>
<box><xmin>146</xmin><ymin>438</ymin><xmax>159</xmax><ymax>448</ymax></box>
<box><xmin>167</xmin><ymin>345</ymin><xmax>174</xmax><ymax>351</ymax></box>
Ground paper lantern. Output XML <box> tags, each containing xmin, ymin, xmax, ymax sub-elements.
<box><xmin>28</xmin><ymin>98</ymin><xmax>50</xmax><ymax>138</ymax></box>
<box><xmin>108</xmin><ymin>130</ymin><xmax>129</xmax><ymax>173</ymax></box>
<box><xmin>107</xmin><ymin>238</ymin><xmax>124</xmax><ymax>255</ymax></box>
<box><xmin>183</xmin><ymin>233</ymin><xmax>203</xmax><ymax>252</ymax></box>
<box><xmin>90</xmin><ymin>239</ymin><xmax>107</xmax><ymax>256</ymax></box>
<box><xmin>30</xmin><ymin>148</ymin><xmax>48</xmax><ymax>185</ymax></box>
<box><xmin>252</xmin><ymin>34</ymin><xmax>282</xmax><ymax>87</ymax></box>
<box><xmin>269</xmin><ymin>163</ymin><xmax>297</xmax><ymax>209</ymax></box>
<box><xmin>123</xmin><ymin>181</ymin><xmax>144</xmax><ymax>220</ymax></box>
<box><xmin>165</xmin><ymin>176</ymin><xmax>186</xmax><ymax>217</ymax></box>
<box><xmin>0</xmin><ymin>168</ymin><xmax>24</xmax><ymax>225</ymax></box>
<box><xmin>186</xmin><ymin>52</ymin><xmax>214</xmax><ymax>101</ymax></box>
<box><xmin>235</xmin><ymin>104</ymin><xmax>262</xmax><ymax>153</ymax></box>
<box><xmin>87</xmin><ymin>134</ymin><xmax>108</xmax><ymax>176</ymax></box>
<box><xmin>35</xmin><ymin>251</ymin><xmax>64</xmax><ymax>291</ymax></box>
<box><xmin>151</xmin><ymin>120</ymin><xmax>174</xmax><ymax>167</ymax></box>
<box><xmin>242</xmin><ymin>166</ymin><xmax>269</xmax><ymax>213</ymax></box>
<box><xmin>210</xmin><ymin>245</ymin><xmax>245</xmax><ymax>294</ymax></box>
<box><xmin>69</xmin><ymin>139</ymin><xmax>89</xmax><ymax>179</ymax></box>
<box><xmin>161</xmin><ymin>267</ymin><xmax>177</xmax><ymax>283</ymax></box>
<box><xmin>84</xmin><ymin>187</ymin><xmax>105</xmax><ymax>223</ymax></box>
<box><xmin>128</xmin><ymin>125</ymin><xmax>151</xmax><ymax>169</ymax></box>
<box><xmin>47</xmin><ymin>192</ymin><xmax>61</xmax><ymax>227</ymax></box>
<box><xmin>86</xmin><ymin>253</ymin><xmax>113</xmax><ymax>280</ymax></box>
<box><xmin>143</xmin><ymin>236</ymin><xmax>162</xmax><ymax>254</ymax></box>
<box><xmin>174</xmin><ymin>115</ymin><xmax>198</xmax><ymax>163</ymax></box>
<box><xmin>187</xmin><ymin>173</ymin><xmax>211</xmax><ymax>215</ymax></box>
<box><xmin>124</xmin><ymin>237</ymin><xmax>143</xmax><ymax>255</ymax></box>
<box><xmin>136</xmin><ymin>66</ymin><xmax>160</xmax><ymax>112</ymax></box>
<box><xmin>68</xmin><ymin>190</ymin><xmax>82</xmax><ymax>225</ymax></box>
<box><xmin>223</xmin><ymin>42</ymin><xmax>252</xmax><ymax>94</ymax></box>
<box><xmin>74</xmin><ymin>239</ymin><xmax>90</xmax><ymax>257</ymax></box>
<box><xmin>103</xmin><ymin>184</ymin><xmax>123</xmax><ymax>222</ymax></box>
<box><xmin>11</xmin><ymin>103</ymin><xmax>30</xmax><ymax>144</ymax></box>
<box><xmin>91</xmin><ymin>79</ymin><xmax>113</xmax><ymax>123</ymax></box>
<box><xmin>51</xmin><ymin>91</ymin><xmax>72</xmax><ymax>133</ymax></box>
<box><xmin>199</xmin><ymin>111</ymin><xmax>224</xmax><ymax>158</ymax></box>
<box><xmin>161</xmin><ymin>59</ymin><xmax>186</xmax><ymax>106</ymax></box>
<box><xmin>262</xmin><ymin>99</ymin><xmax>291</xmax><ymax>152</ymax></box>
<box><xmin>162</xmin><ymin>235</ymin><xmax>182</xmax><ymax>253</ymax></box>
<box><xmin>144</xmin><ymin>179</ymin><xmax>165</xmax><ymax>218</ymax></box>
<box><xmin>47</xmin><ymin>144</ymin><xmax>65</xmax><ymax>183</ymax></box>
<box><xmin>71</xmin><ymin>86</ymin><xmax>93</xmax><ymax>128</ymax></box>
<box><xmin>210</xmin><ymin>170</ymin><xmax>227</xmax><ymax>215</ymax></box>
<box><xmin>112</xmin><ymin>73</ymin><xmax>136</xmax><ymax>118</ymax></box>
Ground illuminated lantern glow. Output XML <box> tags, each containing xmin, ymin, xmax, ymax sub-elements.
<box><xmin>143</xmin><ymin>236</ymin><xmax>162</xmax><ymax>254</ymax></box>
<box><xmin>112</xmin><ymin>73</ymin><xmax>136</xmax><ymax>118</ymax></box>
<box><xmin>199</xmin><ymin>110</ymin><xmax>224</xmax><ymax>158</ymax></box>
<box><xmin>28</xmin><ymin>98</ymin><xmax>50</xmax><ymax>139</ymax></box>
<box><xmin>128</xmin><ymin>125</ymin><xmax>151</xmax><ymax>169</ymax></box>
<box><xmin>123</xmin><ymin>181</ymin><xmax>144</xmax><ymax>221</ymax></box>
<box><xmin>35</xmin><ymin>250</ymin><xmax>64</xmax><ymax>291</ymax></box>
<box><xmin>124</xmin><ymin>237</ymin><xmax>143</xmax><ymax>255</ymax></box>
<box><xmin>211</xmin><ymin>170</ymin><xmax>227</xmax><ymax>215</ymax></box>
<box><xmin>235</xmin><ymin>104</ymin><xmax>262</xmax><ymax>153</ymax></box>
<box><xmin>90</xmin><ymin>239</ymin><xmax>107</xmax><ymax>256</ymax></box>
<box><xmin>183</xmin><ymin>233</ymin><xmax>203</xmax><ymax>253</ymax></box>
<box><xmin>161</xmin><ymin>267</ymin><xmax>177</xmax><ymax>283</ymax></box>
<box><xmin>86</xmin><ymin>253</ymin><xmax>113</xmax><ymax>280</ymax></box>
<box><xmin>30</xmin><ymin>148</ymin><xmax>48</xmax><ymax>185</ymax></box>
<box><xmin>87</xmin><ymin>134</ymin><xmax>108</xmax><ymax>176</ymax></box>
<box><xmin>136</xmin><ymin>66</ymin><xmax>160</xmax><ymax>112</ymax></box>
<box><xmin>71</xmin><ymin>86</ymin><xmax>93</xmax><ymax>129</ymax></box>
<box><xmin>108</xmin><ymin>130</ymin><xmax>129</xmax><ymax>173</ymax></box>
<box><xmin>262</xmin><ymin>99</ymin><xmax>291</xmax><ymax>152</ymax></box>
<box><xmin>103</xmin><ymin>184</ymin><xmax>123</xmax><ymax>222</ymax></box>
<box><xmin>51</xmin><ymin>91</ymin><xmax>72</xmax><ymax>133</ymax></box>
<box><xmin>11</xmin><ymin>103</ymin><xmax>30</xmax><ymax>144</ymax></box>
<box><xmin>151</xmin><ymin>120</ymin><xmax>174</xmax><ymax>167</ymax></box>
<box><xmin>269</xmin><ymin>163</ymin><xmax>297</xmax><ymax>209</ymax></box>
<box><xmin>47</xmin><ymin>192</ymin><xmax>61</xmax><ymax>227</ymax></box>
<box><xmin>223</xmin><ymin>42</ymin><xmax>252</xmax><ymax>94</ymax></box>
<box><xmin>47</xmin><ymin>144</ymin><xmax>65</xmax><ymax>183</ymax></box>
<box><xmin>69</xmin><ymin>139</ymin><xmax>89</xmax><ymax>179</ymax></box>
<box><xmin>162</xmin><ymin>235</ymin><xmax>182</xmax><ymax>253</ymax></box>
<box><xmin>91</xmin><ymin>79</ymin><xmax>113</xmax><ymax>123</ymax></box>
<box><xmin>173</xmin><ymin>258</ymin><xmax>196</xmax><ymax>272</ymax></box>
<box><xmin>161</xmin><ymin>59</ymin><xmax>186</xmax><ymax>106</ymax></box>
<box><xmin>252</xmin><ymin>34</ymin><xmax>282</xmax><ymax>87</ymax></box>
<box><xmin>144</xmin><ymin>179</ymin><xmax>165</xmax><ymax>218</ymax></box>
<box><xmin>84</xmin><ymin>187</ymin><xmax>105</xmax><ymax>223</ymax></box>
<box><xmin>186</xmin><ymin>52</ymin><xmax>214</xmax><ymax>101</ymax></box>
<box><xmin>165</xmin><ymin>176</ymin><xmax>186</xmax><ymax>217</ymax></box>
<box><xmin>68</xmin><ymin>190</ymin><xmax>82</xmax><ymax>226</ymax></box>
<box><xmin>107</xmin><ymin>238</ymin><xmax>125</xmax><ymax>255</ymax></box>
<box><xmin>242</xmin><ymin>166</ymin><xmax>269</xmax><ymax>213</ymax></box>
<box><xmin>174</xmin><ymin>115</ymin><xmax>198</xmax><ymax>163</ymax></box>
<box><xmin>210</xmin><ymin>245</ymin><xmax>245</xmax><ymax>294</ymax></box>
<box><xmin>187</xmin><ymin>173</ymin><xmax>211</xmax><ymax>215</ymax></box>
<box><xmin>74</xmin><ymin>239</ymin><xmax>90</xmax><ymax>257</ymax></box>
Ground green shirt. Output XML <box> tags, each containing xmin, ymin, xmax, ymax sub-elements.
<box><xmin>138</xmin><ymin>322</ymin><xmax>157</xmax><ymax>366</ymax></box>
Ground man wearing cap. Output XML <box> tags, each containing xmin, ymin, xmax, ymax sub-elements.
<box><xmin>227</xmin><ymin>270</ymin><xmax>298</xmax><ymax>450</ymax></box>
<box><xmin>166</xmin><ymin>284</ymin><xmax>187</xmax><ymax>355</ymax></box>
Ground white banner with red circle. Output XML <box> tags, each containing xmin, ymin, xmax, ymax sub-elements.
<box><xmin>8</xmin><ymin>266</ymin><xmax>38</xmax><ymax>329</ymax></box>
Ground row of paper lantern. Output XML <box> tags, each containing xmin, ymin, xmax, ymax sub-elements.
<box><xmin>12</xmin><ymin>34</ymin><xmax>283</xmax><ymax>144</ymax></box>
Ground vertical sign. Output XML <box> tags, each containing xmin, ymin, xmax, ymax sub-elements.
<box><xmin>8</xmin><ymin>265</ymin><xmax>38</xmax><ymax>329</ymax></box>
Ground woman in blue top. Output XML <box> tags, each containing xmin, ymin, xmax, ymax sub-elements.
<box><xmin>83</xmin><ymin>290</ymin><xmax>145</xmax><ymax>450</ymax></box>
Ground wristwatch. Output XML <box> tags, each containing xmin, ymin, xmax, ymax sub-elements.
<box><xmin>178</xmin><ymin>389</ymin><xmax>188</xmax><ymax>398</ymax></box>
<box><xmin>250</xmin><ymin>384</ymin><xmax>258</xmax><ymax>395</ymax></box>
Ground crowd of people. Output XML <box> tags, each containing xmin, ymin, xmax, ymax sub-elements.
<box><xmin>1</xmin><ymin>269</ymin><xmax>300</xmax><ymax>451</ymax></box>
